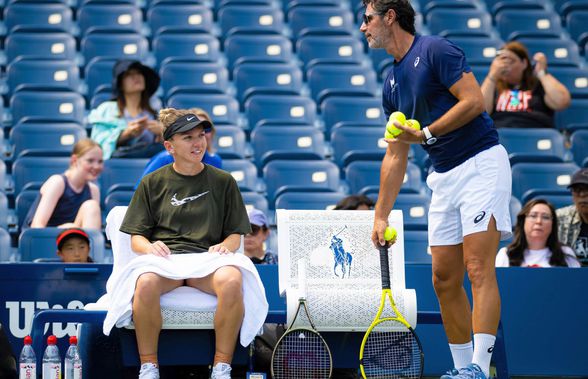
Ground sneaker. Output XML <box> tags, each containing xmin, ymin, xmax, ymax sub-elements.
<box><xmin>440</xmin><ymin>368</ymin><xmax>459</xmax><ymax>378</ymax></box>
<box><xmin>452</xmin><ymin>363</ymin><xmax>487</xmax><ymax>379</ymax></box>
<box><xmin>210</xmin><ymin>362</ymin><xmax>232</xmax><ymax>379</ymax></box>
<box><xmin>139</xmin><ymin>363</ymin><xmax>160</xmax><ymax>379</ymax></box>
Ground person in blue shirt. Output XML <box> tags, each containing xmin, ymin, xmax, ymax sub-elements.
<box><xmin>361</xmin><ymin>1</ymin><xmax>512</xmax><ymax>378</ymax></box>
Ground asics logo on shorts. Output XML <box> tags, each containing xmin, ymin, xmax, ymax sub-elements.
<box><xmin>474</xmin><ymin>211</ymin><xmax>486</xmax><ymax>224</ymax></box>
<box><xmin>170</xmin><ymin>191</ymin><xmax>209</xmax><ymax>206</ymax></box>
<box><xmin>487</xmin><ymin>345</ymin><xmax>494</xmax><ymax>353</ymax></box>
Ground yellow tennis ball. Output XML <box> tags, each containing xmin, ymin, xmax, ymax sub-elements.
<box><xmin>384</xmin><ymin>129</ymin><xmax>395</xmax><ymax>139</ymax></box>
<box><xmin>385</xmin><ymin>111</ymin><xmax>406</xmax><ymax>137</ymax></box>
<box><xmin>406</xmin><ymin>119</ymin><xmax>421</xmax><ymax>131</ymax></box>
<box><xmin>384</xmin><ymin>226</ymin><xmax>397</xmax><ymax>242</ymax></box>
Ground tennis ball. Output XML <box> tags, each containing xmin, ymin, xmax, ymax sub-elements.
<box><xmin>385</xmin><ymin>111</ymin><xmax>406</xmax><ymax>137</ymax></box>
<box><xmin>384</xmin><ymin>129</ymin><xmax>395</xmax><ymax>139</ymax></box>
<box><xmin>406</xmin><ymin>119</ymin><xmax>421</xmax><ymax>131</ymax></box>
<box><xmin>384</xmin><ymin>226</ymin><xmax>397</xmax><ymax>242</ymax></box>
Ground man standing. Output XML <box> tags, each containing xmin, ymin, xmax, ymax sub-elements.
<box><xmin>557</xmin><ymin>167</ymin><xmax>588</xmax><ymax>266</ymax></box>
<box><xmin>361</xmin><ymin>1</ymin><xmax>512</xmax><ymax>378</ymax></box>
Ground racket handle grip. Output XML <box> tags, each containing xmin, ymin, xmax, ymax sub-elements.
<box><xmin>379</xmin><ymin>245</ymin><xmax>391</xmax><ymax>289</ymax></box>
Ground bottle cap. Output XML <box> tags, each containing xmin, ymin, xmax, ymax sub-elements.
<box><xmin>24</xmin><ymin>335</ymin><xmax>32</xmax><ymax>345</ymax></box>
<box><xmin>69</xmin><ymin>336</ymin><xmax>78</xmax><ymax>345</ymax></box>
<box><xmin>47</xmin><ymin>335</ymin><xmax>57</xmax><ymax>345</ymax></box>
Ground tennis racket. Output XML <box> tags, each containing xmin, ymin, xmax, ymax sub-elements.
<box><xmin>271</xmin><ymin>260</ymin><xmax>333</xmax><ymax>379</ymax></box>
<box><xmin>359</xmin><ymin>242</ymin><xmax>424</xmax><ymax>379</ymax></box>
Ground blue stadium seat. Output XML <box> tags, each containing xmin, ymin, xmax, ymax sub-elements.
<box><xmin>81</xmin><ymin>31</ymin><xmax>149</xmax><ymax>64</ymax></box>
<box><xmin>288</xmin><ymin>5</ymin><xmax>354</xmax><ymax>39</ymax></box>
<box><xmin>448</xmin><ymin>36</ymin><xmax>503</xmax><ymax>65</ymax></box>
<box><xmin>509</xmin><ymin>195</ymin><xmax>522</xmax><ymax>225</ymax></box>
<box><xmin>565</xmin><ymin>10</ymin><xmax>588</xmax><ymax>51</ymax></box>
<box><xmin>394</xmin><ymin>193</ymin><xmax>430</xmax><ymax>230</ymax></box>
<box><xmin>420</xmin><ymin>0</ymin><xmax>478</xmax><ymax>15</ymax></box>
<box><xmin>85</xmin><ymin>57</ymin><xmax>117</xmax><ymax>98</ymax></box>
<box><xmin>218</xmin><ymin>5</ymin><xmax>284</xmax><ymax>37</ymax></box>
<box><xmin>426</xmin><ymin>8</ymin><xmax>493</xmax><ymax>37</ymax></box>
<box><xmin>516</xmin><ymin>37</ymin><xmax>582</xmax><ymax>67</ymax></box>
<box><xmin>6</xmin><ymin>58</ymin><xmax>80</xmax><ymax>95</ymax></box>
<box><xmin>403</xmin><ymin>229</ymin><xmax>431</xmax><ymax>264</ymax></box>
<box><xmin>0</xmin><ymin>192</ymin><xmax>8</xmax><ymax>231</ymax></box>
<box><xmin>275</xmin><ymin>191</ymin><xmax>346</xmax><ymax>210</ymax></box>
<box><xmin>283</xmin><ymin>0</ymin><xmax>341</xmax><ymax>14</ymax></box>
<box><xmin>497</xmin><ymin>128</ymin><xmax>566</xmax><ymax>165</ymax></box>
<box><xmin>4</xmin><ymin>3</ymin><xmax>74</xmax><ymax>33</ymax></box>
<box><xmin>0</xmin><ymin>228</ymin><xmax>12</xmax><ymax>262</ymax></box>
<box><xmin>511</xmin><ymin>162</ymin><xmax>580</xmax><ymax>203</ymax></box>
<box><xmin>555</xmin><ymin>98</ymin><xmax>588</xmax><ymax>132</ymax></box>
<box><xmin>251</xmin><ymin>126</ymin><xmax>325</xmax><ymax>170</ymax></box>
<box><xmin>486</xmin><ymin>0</ymin><xmax>548</xmax><ymax>15</ymax></box>
<box><xmin>470</xmin><ymin>64</ymin><xmax>490</xmax><ymax>84</ymax></box>
<box><xmin>12</xmin><ymin>156</ymin><xmax>70</xmax><ymax>194</ymax></box>
<box><xmin>345</xmin><ymin>160</ymin><xmax>423</xmax><ymax>195</ymax></box>
<box><xmin>549</xmin><ymin>67</ymin><xmax>588</xmax><ymax>98</ymax></box>
<box><xmin>104</xmin><ymin>190</ymin><xmax>134</xmax><ymax>215</ymax></box>
<box><xmin>527</xmin><ymin>193</ymin><xmax>574</xmax><ymax>210</ymax></box>
<box><xmin>153</xmin><ymin>32</ymin><xmax>221</xmax><ymax>67</ymax></box>
<box><xmin>77</xmin><ymin>3</ymin><xmax>142</xmax><ymax>35</ymax></box>
<box><xmin>159</xmin><ymin>61</ymin><xmax>229</xmax><ymax>97</ymax></box>
<box><xmin>9</xmin><ymin>121</ymin><xmax>86</xmax><ymax>159</ymax></box>
<box><xmin>166</xmin><ymin>93</ymin><xmax>240</xmax><ymax>125</ymax></box>
<box><xmin>233</xmin><ymin>62</ymin><xmax>303</xmax><ymax>105</ymax></box>
<box><xmin>4</xmin><ymin>32</ymin><xmax>77</xmax><ymax>64</ymax></box>
<box><xmin>331</xmin><ymin>126</ymin><xmax>387</xmax><ymax>168</ymax></box>
<box><xmin>263</xmin><ymin>160</ymin><xmax>340</xmax><ymax>205</ymax></box>
<box><xmin>222</xmin><ymin>159</ymin><xmax>260</xmax><ymax>192</ymax></box>
<box><xmin>570</xmin><ymin>130</ymin><xmax>588</xmax><ymax>167</ymax></box>
<box><xmin>18</xmin><ymin>228</ymin><xmax>106</xmax><ymax>262</ymax></box>
<box><xmin>100</xmin><ymin>158</ymin><xmax>148</xmax><ymax>201</ymax></box>
<box><xmin>307</xmin><ymin>63</ymin><xmax>378</xmax><ymax>104</ymax></box>
<box><xmin>495</xmin><ymin>9</ymin><xmax>563</xmax><ymax>40</ymax></box>
<box><xmin>244</xmin><ymin>94</ymin><xmax>317</xmax><ymax>129</ymax></box>
<box><xmin>147</xmin><ymin>4</ymin><xmax>213</xmax><ymax>36</ymax></box>
<box><xmin>214</xmin><ymin>125</ymin><xmax>247</xmax><ymax>159</ymax></box>
<box><xmin>321</xmin><ymin>96</ymin><xmax>384</xmax><ymax>134</ymax></box>
<box><xmin>224</xmin><ymin>34</ymin><xmax>293</xmax><ymax>72</ymax></box>
<box><xmin>241</xmin><ymin>191</ymin><xmax>269</xmax><ymax>215</ymax></box>
<box><xmin>15</xmin><ymin>189</ymin><xmax>39</xmax><ymax>231</ymax></box>
<box><xmin>0</xmin><ymin>161</ymin><xmax>6</xmax><ymax>193</ymax></box>
<box><xmin>296</xmin><ymin>35</ymin><xmax>365</xmax><ymax>69</ymax></box>
<box><xmin>10</xmin><ymin>91</ymin><xmax>86</xmax><ymax>124</ymax></box>
<box><xmin>368</xmin><ymin>48</ymin><xmax>395</xmax><ymax>79</ymax></box>
<box><xmin>554</xmin><ymin>0</ymin><xmax>588</xmax><ymax>17</ymax></box>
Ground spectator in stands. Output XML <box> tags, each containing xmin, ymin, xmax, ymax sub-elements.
<box><xmin>89</xmin><ymin>60</ymin><xmax>164</xmax><ymax>159</ymax></box>
<box><xmin>496</xmin><ymin>199</ymin><xmax>579</xmax><ymax>267</ymax></box>
<box><xmin>481</xmin><ymin>41</ymin><xmax>571</xmax><ymax>128</ymax></box>
<box><xmin>56</xmin><ymin>228</ymin><xmax>94</xmax><ymax>263</ymax></box>
<box><xmin>25</xmin><ymin>139</ymin><xmax>103</xmax><ymax>230</ymax></box>
<box><xmin>0</xmin><ymin>324</ymin><xmax>16</xmax><ymax>379</ymax></box>
<box><xmin>557</xmin><ymin>167</ymin><xmax>588</xmax><ymax>266</ymax></box>
<box><xmin>334</xmin><ymin>194</ymin><xmax>375</xmax><ymax>210</ymax></box>
<box><xmin>120</xmin><ymin>108</ymin><xmax>251</xmax><ymax>379</ymax></box>
<box><xmin>244</xmin><ymin>209</ymin><xmax>277</xmax><ymax>264</ymax></box>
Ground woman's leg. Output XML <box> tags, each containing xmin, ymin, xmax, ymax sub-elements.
<box><xmin>73</xmin><ymin>199</ymin><xmax>102</xmax><ymax>229</ymax></box>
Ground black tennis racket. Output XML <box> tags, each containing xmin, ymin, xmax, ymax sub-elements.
<box><xmin>271</xmin><ymin>260</ymin><xmax>332</xmax><ymax>379</ymax></box>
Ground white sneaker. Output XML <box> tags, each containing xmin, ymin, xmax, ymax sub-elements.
<box><xmin>210</xmin><ymin>362</ymin><xmax>232</xmax><ymax>379</ymax></box>
<box><xmin>139</xmin><ymin>363</ymin><xmax>160</xmax><ymax>379</ymax></box>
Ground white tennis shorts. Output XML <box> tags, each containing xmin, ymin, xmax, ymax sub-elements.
<box><xmin>426</xmin><ymin>144</ymin><xmax>512</xmax><ymax>246</ymax></box>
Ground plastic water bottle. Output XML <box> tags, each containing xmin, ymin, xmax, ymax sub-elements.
<box><xmin>19</xmin><ymin>335</ymin><xmax>36</xmax><ymax>379</ymax></box>
<box><xmin>64</xmin><ymin>336</ymin><xmax>82</xmax><ymax>379</ymax></box>
<box><xmin>42</xmin><ymin>335</ymin><xmax>61</xmax><ymax>379</ymax></box>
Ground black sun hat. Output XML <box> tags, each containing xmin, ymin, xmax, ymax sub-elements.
<box><xmin>112</xmin><ymin>60</ymin><xmax>160</xmax><ymax>98</ymax></box>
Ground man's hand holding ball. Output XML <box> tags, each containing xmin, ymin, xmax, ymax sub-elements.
<box><xmin>384</xmin><ymin>111</ymin><xmax>422</xmax><ymax>144</ymax></box>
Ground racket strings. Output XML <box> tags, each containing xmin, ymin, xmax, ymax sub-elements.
<box><xmin>272</xmin><ymin>330</ymin><xmax>331</xmax><ymax>379</ymax></box>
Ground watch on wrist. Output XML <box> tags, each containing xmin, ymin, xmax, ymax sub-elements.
<box><xmin>422</xmin><ymin>126</ymin><xmax>437</xmax><ymax>145</ymax></box>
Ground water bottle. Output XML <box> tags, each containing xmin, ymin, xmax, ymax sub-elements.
<box><xmin>64</xmin><ymin>336</ymin><xmax>82</xmax><ymax>379</ymax></box>
<box><xmin>19</xmin><ymin>335</ymin><xmax>36</xmax><ymax>379</ymax></box>
<box><xmin>42</xmin><ymin>335</ymin><xmax>61</xmax><ymax>379</ymax></box>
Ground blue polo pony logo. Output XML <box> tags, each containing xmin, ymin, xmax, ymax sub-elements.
<box><xmin>329</xmin><ymin>226</ymin><xmax>353</xmax><ymax>278</ymax></box>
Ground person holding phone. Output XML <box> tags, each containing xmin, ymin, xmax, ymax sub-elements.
<box><xmin>90</xmin><ymin>60</ymin><xmax>165</xmax><ymax>159</ymax></box>
<box><xmin>481</xmin><ymin>41</ymin><xmax>571</xmax><ymax>129</ymax></box>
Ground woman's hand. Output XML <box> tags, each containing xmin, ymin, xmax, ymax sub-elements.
<box><xmin>488</xmin><ymin>54</ymin><xmax>510</xmax><ymax>81</ymax></box>
<box><xmin>533</xmin><ymin>52</ymin><xmax>548</xmax><ymax>74</ymax></box>
<box><xmin>146</xmin><ymin>120</ymin><xmax>164</xmax><ymax>141</ymax></box>
<box><xmin>122</xmin><ymin>116</ymin><xmax>148</xmax><ymax>140</ymax></box>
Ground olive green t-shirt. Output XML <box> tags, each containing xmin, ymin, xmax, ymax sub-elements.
<box><xmin>120</xmin><ymin>164</ymin><xmax>251</xmax><ymax>254</ymax></box>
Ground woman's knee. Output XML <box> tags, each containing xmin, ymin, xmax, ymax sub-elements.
<box><xmin>80</xmin><ymin>199</ymin><xmax>101</xmax><ymax>214</ymax></box>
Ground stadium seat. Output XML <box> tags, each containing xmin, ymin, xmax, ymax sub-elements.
<box><xmin>233</xmin><ymin>62</ymin><xmax>303</xmax><ymax>105</ymax></box>
<box><xmin>549</xmin><ymin>67</ymin><xmax>588</xmax><ymax>98</ymax></box>
<box><xmin>81</xmin><ymin>31</ymin><xmax>149</xmax><ymax>64</ymax></box>
<box><xmin>516</xmin><ymin>37</ymin><xmax>582</xmax><ymax>67</ymax></box>
<box><xmin>509</xmin><ymin>195</ymin><xmax>522</xmax><ymax>227</ymax></box>
<box><xmin>214</xmin><ymin>125</ymin><xmax>248</xmax><ymax>159</ymax></box>
<box><xmin>4</xmin><ymin>32</ymin><xmax>77</xmax><ymax>64</ymax></box>
<box><xmin>166</xmin><ymin>93</ymin><xmax>240</xmax><ymax>125</ymax></box>
<box><xmin>296</xmin><ymin>35</ymin><xmax>365</xmax><ymax>69</ymax></box>
<box><xmin>250</xmin><ymin>126</ymin><xmax>326</xmax><ymax>170</ymax></box>
<box><xmin>555</xmin><ymin>98</ymin><xmax>588</xmax><ymax>132</ymax></box>
<box><xmin>368</xmin><ymin>48</ymin><xmax>395</xmax><ymax>79</ymax></box>
<box><xmin>104</xmin><ymin>190</ymin><xmax>134</xmax><ymax>215</ymax></box>
<box><xmin>263</xmin><ymin>160</ymin><xmax>340</xmax><ymax>205</ymax></box>
<box><xmin>554</xmin><ymin>0</ymin><xmax>588</xmax><ymax>17</ymax></box>
<box><xmin>331</xmin><ymin>126</ymin><xmax>387</xmax><ymax>168</ymax></box>
<box><xmin>495</xmin><ymin>9</ymin><xmax>563</xmax><ymax>40</ymax></box>
<box><xmin>159</xmin><ymin>61</ymin><xmax>229</xmax><ymax>97</ymax></box>
<box><xmin>448</xmin><ymin>36</ymin><xmax>504</xmax><ymax>65</ymax></box>
<box><xmin>403</xmin><ymin>229</ymin><xmax>431</xmax><ymax>264</ymax></box>
<box><xmin>18</xmin><ymin>228</ymin><xmax>106</xmax><ymax>262</ymax></box>
<box><xmin>425</xmin><ymin>8</ymin><xmax>493</xmax><ymax>37</ymax></box>
<box><xmin>244</xmin><ymin>94</ymin><xmax>317</xmax><ymax>130</ymax></box>
<box><xmin>307</xmin><ymin>63</ymin><xmax>378</xmax><ymax>104</ymax></box>
<box><xmin>497</xmin><ymin>128</ymin><xmax>566</xmax><ymax>165</ymax></box>
<box><xmin>321</xmin><ymin>96</ymin><xmax>384</xmax><ymax>134</ymax></box>
<box><xmin>527</xmin><ymin>193</ymin><xmax>574</xmax><ymax>210</ymax></box>
<box><xmin>0</xmin><ymin>192</ymin><xmax>8</xmax><ymax>231</ymax></box>
<box><xmin>15</xmin><ymin>189</ymin><xmax>39</xmax><ymax>231</ymax></box>
<box><xmin>486</xmin><ymin>0</ymin><xmax>548</xmax><ymax>15</ymax></box>
<box><xmin>6</xmin><ymin>58</ymin><xmax>81</xmax><ymax>95</ymax></box>
<box><xmin>153</xmin><ymin>32</ymin><xmax>221</xmax><ymax>67</ymax></box>
<box><xmin>9</xmin><ymin>121</ymin><xmax>86</xmax><ymax>159</ymax></box>
<box><xmin>100</xmin><ymin>158</ymin><xmax>149</xmax><ymax>201</ymax></box>
<box><xmin>224</xmin><ymin>34</ymin><xmax>293</xmax><ymax>73</ymax></box>
<box><xmin>511</xmin><ymin>162</ymin><xmax>580</xmax><ymax>203</ymax></box>
<box><xmin>4</xmin><ymin>3</ymin><xmax>74</xmax><ymax>33</ymax></box>
<box><xmin>241</xmin><ymin>191</ymin><xmax>269</xmax><ymax>215</ymax></box>
<box><xmin>565</xmin><ymin>10</ymin><xmax>588</xmax><ymax>49</ymax></box>
<box><xmin>147</xmin><ymin>4</ymin><xmax>213</xmax><ymax>36</ymax></box>
<box><xmin>283</xmin><ymin>0</ymin><xmax>341</xmax><ymax>14</ymax></box>
<box><xmin>274</xmin><ymin>191</ymin><xmax>346</xmax><ymax>210</ymax></box>
<box><xmin>394</xmin><ymin>193</ymin><xmax>430</xmax><ymax>230</ymax></box>
<box><xmin>77</xmin><ymin>3</ymin><xmax>142</xmax><ymax>35</ymax></box>
<box><xmin>84</xmin><ymin>57</ymin><xmax>117</xmax><ymax>98</ymax></box>
<box><xmin>12</xmin><ymin>156</ymin><xmax>70</xmax><ymax>194</ymax></box>
<box><xmin>0</xmin><ymin>228</ymin><xmax>12</xmax><ymax>262</ymax></box>
<box><xmin>222</xmin><ymin>159</ymin><xmax>260</xmax><ymax>192</ymax></box>
<box><xmin>10</xmin><ymin>90</ymin><xmax>86</xmax><ymax>124</ymax></box>
<box><xmin>345</xmin><ymin>160</ymin><xmax>423</xmax><ymax>195</ymax></box>
<box><xmin>288</xmin><ymin>5</ymin><xmax>354</xmax><ymax>39</ymax></box>
<box><xmin>470</xmin><ymin>64</ymin><xmax>490</xmax><ymax>84</ymax></box>
<box><xmin>570</xmin><ymin>130</ymin><xmax>588</xmax><ymax>167</ymax></box>
<box><xmin>218</xmin><ymin>5</ymin><xmax>284</xmax><ymax>37</ymax></box>
<box><xmin>0</xmin><ymin>161</ymin><xmax>6</xmax><ymax>193</ymax></box>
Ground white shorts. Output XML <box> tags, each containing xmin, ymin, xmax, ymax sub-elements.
<box><xmin>426</xmin><ymin>144</ymin><xmax>512</xmax><ymax>246</ymax></box>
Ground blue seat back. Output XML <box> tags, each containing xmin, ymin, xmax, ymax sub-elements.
<box><xmin>85</xmin><ymin>57</ymin><xmax>117</xmax><ymax>97</ymax></box>
<box><xmin>288</xmin><ymin>5</ymin><xmax>354</xmax><ymax>38</ymax></box>
<box><xmin>10</xmin><ymin>90</ymin><xmax>86</xmax><ymax>125</ymax></box>
<box><xmin>321</xmin><ymin>96</ymin><xmax>384</xmax><ymax>134</ymax></box>
<box><xmin>99</xmin><ymin>158</ymin><xmax>149</xmax><ymax>200</ymax></box>
<box><xmin>167</xmin><ymin>93</ymin><xmax>240</xmax><ymax>125</ymax></box>
<box><xmin>148</xmin><ymin>4</ymin><xmax>213</xmax><ymax>35</ymax></box>
<box><xmin>12</xmin><ymin>156</ymin><xmax>70</xmax><ymax>194</ymax></box>
<box><xmin>555</xmin><ymin>98</ymin><xmax>588</xmax><ymax>132</ymax></box>
<box><xmin>10</xmin><ymin>122</ymin><xmax>86</xmax><ymax>159</ymax></box>
<box><xmin>251</xmin><ymin>126</ymin><xmax>325</xmax><ymax>169</ymax></box>
<box><xmin>233</xmin><ymin>62</ymin><xmax>303</xmax><ymax>104</ymax></box>
<box><xmin>345</xmin><ymin>160</ymin><xmax>423</xmax><ymax>195</ymax></box>
<box><xmin>511</xmin><ymin>162</ymin><xmax>580</xmax><ymax>202</ymax></box>
<box><xmin>0</xmin><ymin>228</ymin><xmax>12</xmax><ymax>262</ymax></box>
<box><xmin>4</xmin><ymin>3</ymin><xmax>73</xmax><ymax>33</ymax></box>
<box><xmin>495</xmin><ymin>9</ymin><xmax>563</xmax><ymax>40</ymax></box>
<box><xmin>426</xmin><ymin>8</ymin><xmax>493</xmax><ymax>37</ymax></box>
<box><xmin>516</xmin><ymin>37</ymin><xmax>582</xmax><ymax>67</ymax></box>
<box><xmin>274</xmin><ymin>191</ymin><xmax>346</xmax><ymax>210</ymax></box>
<box><xmin>497</xmin><ymin>128</ymin><xmax>566</xmax><ymax>165</ymax></box>
<box><xmin>448</xmin><ymin>36</ymin><xmax>504</xmax><ymax>65</ymax></box>
<box><xmin>160</xmin><ymin>61</ymin><xmax>229</xmax><ymax>96</ymax></box>
<box><xmin>5</xmin><ymin>32</ymin><xmax>77</xmax><ymax>64</ymax></box>
<box><xmin>307</xmin><ymin>63</ymin><xmax>377</xmax><ymax>104</ymax></box>
<box><xmin>296</xmin><ymin>35</ymin><xmax>365</xmax><ymax>69</ymax></box>
<box><xmin>15</xmin><ymin>189</ymin><xmax>39</xmax><ymax>231</ymax></box>
<box><xmin>331</xmin><ymin>126</ymin><xmax>387</xmax><ymax>168</ymax></box>
<box><xmin>245</xmin><ymin>94</ymin><xmax>316</xmax><ymax>129</ymax></box>
<box><xmin>77</xmin><ymin>3</ymin><xmax>142</xmax><ymax>35</ymax></box>
<box><xmin>218</xmin><ymin>5</ymin><xmax>284</xmax><ymax>36</ymax></box>
<box><xmin>7</xmin><ymin>58</ymin><xmax>80</xmax><ymax>95</ymax></box>
<box><xmin>214</xmin><ymin>125</ymin><xmax>247</xmax><ymax>159</ymax></box>
<box><xmin>18</xmin><ymin>228</ymin><xmax>106</xmax><ymax>262</ymax></box>
<box><xmin>570</xmin><ymin>130</ymin><xmax>588</xmax><ymax>167</ymax></box>
<box><xmin>403</xmin><ymin>230</ymin><xmax>432</xmax><ymax>264</ymax></box>
<box><xmin>224</xmin><ymin>34</ymin><xmax>293</xmax><ymax>72</ymax></box>
<box><xmin>81</xmin><ymin>31</ymin><xmax>149</xmax><ymax>64</ymax></box>
<box><xmin>222</xmin><ymin>159</ymin><xmax>259</xmax><ymax>192</ymax></box>
<box><xmin>153</xmin><ymin>32</ymin><xmax>220</xmax><ymax>67</ymax></box>
<box><xmin>549</xmin><ymin>67</ymin><xmax>588</xmax><ymax>98</ymax></box>
<box><xmin>241</xmin><ymin>191</ymin><xmax>269</xmax><ymax>215</ymax></box>
<box><xmin>566</xmin><ymin>10</ymin><xmax>588</xmax><ymax>46</ymax></box>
